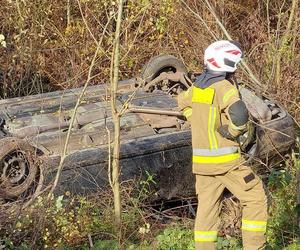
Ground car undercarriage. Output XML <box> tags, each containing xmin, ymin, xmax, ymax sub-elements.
<box><xmin>0</xmin><ymin>55</ymin><xmax>295</xmax><ymax>204</ymax></box>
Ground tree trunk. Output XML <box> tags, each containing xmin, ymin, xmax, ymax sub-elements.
<box><xmin>110</xmin><ymin>0</ymin><xmax>124</xmax><ymax>225</ymax></box>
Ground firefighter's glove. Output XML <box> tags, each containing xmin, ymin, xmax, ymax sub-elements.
<box><xmin>217</xmin><ymin>125</ymin><xmax>235</xmax><ymax>140</ymax></box>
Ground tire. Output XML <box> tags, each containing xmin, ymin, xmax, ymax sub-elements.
<box><xmin>0</xmin><ymin>137</ymin><xmax>42</xmax><ymax>200</ymax></box>
<box><xmin>141</xmin><ymin>54</ymin><xmax>188</xmax><ymax>83</ymax></box>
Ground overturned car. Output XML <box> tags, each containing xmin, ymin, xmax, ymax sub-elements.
<box><xmin>0</xmin><ymin>55</ymin><xmax>295</xmax><ymax>203</ymax></box>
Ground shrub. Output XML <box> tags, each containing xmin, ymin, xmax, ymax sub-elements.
<box><xmin>267</xmin><ymin>150</ymin><xmax>300</xmax><ymax>249</ymax></box>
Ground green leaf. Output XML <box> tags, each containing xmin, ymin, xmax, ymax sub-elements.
<box><xmin>55</xmin><ymin>195</ymin><xmax>64</xmax><ymax>211</ymax></box>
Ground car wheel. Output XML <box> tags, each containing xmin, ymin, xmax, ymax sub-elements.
<box><xmin>141</xmin><ymin>54</ymin><xmax>189</xmax><ymax>95</ymax></box>
<box><xmin>0</xmin><ymin>137</ymin><xmax>43</xmax><ymax>202</ymax></box>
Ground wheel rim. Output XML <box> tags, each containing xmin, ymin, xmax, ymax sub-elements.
<box><xmin>2</xmin><ymin>150</ymin><xmax>29</xmax><ymax>185</ymax></box>
<box><xmin>1</xmin><ymin>149</ymin><xmax>38</xmax><ymax>199</ymax></box>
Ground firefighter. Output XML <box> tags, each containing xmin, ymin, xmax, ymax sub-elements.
<box><xmin>178</xmin><ymin>40</ymin><xmax>268</xmax><ymax>250</ymax></box>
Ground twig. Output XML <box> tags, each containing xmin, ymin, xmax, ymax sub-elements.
<box><xmin>15</xmin><ymin>0</ymin><xmax>24</xmax><ymax>22</ymax></box>
<box><xmin>251</xmin><ymin>120</ymin><xmax>294</xmax><ymax>139</ymax></box>
<box><xmin>106</xmin><ymin>113</ymin><xmax>113</xmax><ymax>188</ymax></box>
<box><xmin>275</xmin><ymin>0</ymin><xmax>299</xmax><ymax>87</ymax></box>
<box><xmin>181</xmin><ymin>0</ymin><xmax>263</xmax><ymax>89</ymax></box>
<box><xmin>119</xmin><ymin>78</ymin><xmax>145</xmax><ymax>116</ymax></box>
<box><xmin>162</xmin><ymin>202</ymin><xmax>197</xmax><ymax>215</ymax></box>
<box><xmin>203</xmin><ymin>0</ymin><xmax>263</xmax><ymax>89</ymax></box>
<box><xmin>48</xmin><ymin>40</ymin><xmax>102</xmax><ymax>195</ymax></box>
<box><xmin>265</xmin><ymin>0</ymin><xmax>287</xmax><ymax>90</ymax></box>
<box><xmin>120</xmin><ymin>5</ymin><xmax>149</xmax><ymax>62</ymax></box>
<box><xmin>145</xmin><ymin>206</ymin><xmax>187</xmax><ymax>221</ymax></box>
<box><xmin>67</xmin><ymin>0</ymin><xmax>71</xmax><ymax>27</ymax></box>
<box><xmin>76</xmin><ymin>0</ymin><xmax>110</xmax><ymax>60</ymax></box>
<box><xmin>48</xmin><ymin>4</ymin><xmax>111</xmax><ymax>195</ymax></box>
<box><xmin>180</xmin><ymin>0</ymin><xmax>218</xmax><ymax>40</ymax></box>
<box><xmin>88</xmin><ymin>234</ymin><xmax>94</xmax><ymax>248</ymax></box>
<box><xmin>266</xmin><ymin>0</ymin><xmax>271</xmax><ymax>37</ymax></box>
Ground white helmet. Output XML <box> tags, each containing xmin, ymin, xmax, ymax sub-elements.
<box><xmin>204</xmin><ymin>40</ymin><xmax>243</xmax><ymax>72</ymax></box>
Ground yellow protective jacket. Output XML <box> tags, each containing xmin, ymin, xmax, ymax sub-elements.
<box><xmin>178</xmin><ymin>79</ymin><xmax>248</xmax><ymax>175</ymax></box>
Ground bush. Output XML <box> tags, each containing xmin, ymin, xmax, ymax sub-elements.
<box><xmin>267</xmin><ymin>151</ymin><xmax>300</xmax><ymax>249</ymax></box>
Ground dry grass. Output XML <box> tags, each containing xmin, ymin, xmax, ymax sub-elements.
<box><xmin>1</xmin><ymin>0</ymin><xmax>299</xmax><ymax>119</ymax></box>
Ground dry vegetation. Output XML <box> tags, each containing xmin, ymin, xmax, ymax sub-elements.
<box><xmin>0</xmin><ymin>0</ymin><xmax>299</xmax><ymax>117</ymax></box>
<box><xmin>0</xmin><ymin>0</ymin><xmax>299</xmax><ymax>249</ymax></box>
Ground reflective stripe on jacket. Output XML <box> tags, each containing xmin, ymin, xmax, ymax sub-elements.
<box><xmin>177</xmin><ymin>79</ymin><xmax>247</xmax><ymax>175</ymax></box>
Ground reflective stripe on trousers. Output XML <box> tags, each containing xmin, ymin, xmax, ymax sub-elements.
<box><xmin>241</xmin><ymin>219</ymin><xmax>267</xmax><ymax>232</ymax></box>
<box><xmin>194</xmin><ymin>230</ymin><xmax>218</xmax><ymax>242</ymax></box>
<box><xmin>192</xmin><ymin>146</ymin><xmax>241</xmax><ymax>164</ymax></box>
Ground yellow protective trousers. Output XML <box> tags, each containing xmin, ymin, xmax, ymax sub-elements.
<box><xmin>194</xmin><ymin>165</ymin><xmax>268</xmax><ymax>250</ymax></box>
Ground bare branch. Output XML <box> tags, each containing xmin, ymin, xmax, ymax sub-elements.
<box><xmin>48</xmin><ymin>5</ymin><xmax>112</xmax><ymax>196</ymax></box>
<box><xmin>275</xmin><ymin>0</ymin><xmax>299</xmax><ymax>87</ymax></box>
<box><xmin>181</xmin><ymin>0</ymin><xmax>263</xmax><ymax>89</ymax></box>
<box><xmin>48</xmin><ymin>39</ymin><xmax>103</xmax><ymax>195</ymax></box>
